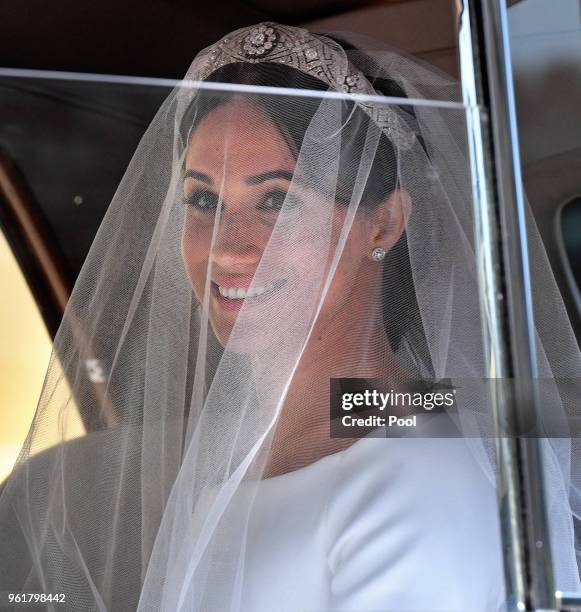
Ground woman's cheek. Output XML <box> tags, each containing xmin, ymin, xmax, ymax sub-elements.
<box><xmin>181</xmin><ymin>216</ymin><xmax>214</xmax><ymax>292</ymax></box>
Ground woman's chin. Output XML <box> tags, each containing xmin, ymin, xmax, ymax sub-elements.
<box><xmin>210</xmin><ymin>316</ymin><xmax>271</xmax><ymax>355</ymax></box>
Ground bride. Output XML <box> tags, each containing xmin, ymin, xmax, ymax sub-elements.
<box><xmin>1</xmin><ymin>22</ymin><xmax>580</xmax><ymax>612</ymax></box>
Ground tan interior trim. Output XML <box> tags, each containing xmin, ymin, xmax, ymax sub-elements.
<box><xmin>0</xmin><ymin>152</ymin><xmax>120</xmax><ymax>428</ymax></box>
<box><xmin>0</xmin><ymin>150</ymin><xmax>71</xmax><ymax>313</ymax></box>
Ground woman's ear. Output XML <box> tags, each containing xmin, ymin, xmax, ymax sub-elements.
<box><xmin>368</xmin><ymin>188</ymin><xmax>411</xmax><ymax>255</ymax></box>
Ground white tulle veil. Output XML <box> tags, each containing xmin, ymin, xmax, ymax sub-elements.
<box><xmin>0</xmin><ymin>21</ymin><xmax>580</xmax><ymax>612</ymax></box>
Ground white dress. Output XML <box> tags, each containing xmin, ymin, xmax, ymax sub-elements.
<box><xmin>232</xmin><ymin>415</ymin><xmax>506</xmax><ymax>612</ymax></box>
<box><xmin>1</xmin><ymin>415</ymin><xmax>506</xmax><ymax>611</ymax></box>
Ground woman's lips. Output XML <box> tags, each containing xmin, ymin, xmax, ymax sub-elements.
<box><xmin>217</xmin><ymin>279</ymin><xmax>283</xmax><ymax>299</ymax></box>
<box><xmin>210</xmin><ymin>279</ymin><xmax>287</xmax><ymax>312</ymax></box>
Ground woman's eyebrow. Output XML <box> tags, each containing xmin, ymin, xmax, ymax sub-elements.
<box><xmin>246</xmin><ymin>170</ymin><xmax>294</xmax><ymax>185</ymax></box>
<box><xmin>184</xmin><ymin>169</ymin><xmax>213</xmax><ymax>184</ymax></box>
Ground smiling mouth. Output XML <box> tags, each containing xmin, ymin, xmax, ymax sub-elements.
<box><xmin>213</xmin><ymin>279</ymin><xmax>287</xmax><ymax>301</ymax></box>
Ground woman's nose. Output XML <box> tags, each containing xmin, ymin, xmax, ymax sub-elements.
<box><xmin>212</xmin><ymin>211</ymin><xmax>264</xmax><ymax>270</ymax></box>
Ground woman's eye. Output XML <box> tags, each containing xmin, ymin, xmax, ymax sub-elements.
<box><xmin>184</xmin><ymin>189</ymin><xmax>220</xmax><ymax>211</ymax></box>
<box><xmin>259</xmin><ymin>190</ymin><xmax>302</xmax><ymax>212</ymax></box>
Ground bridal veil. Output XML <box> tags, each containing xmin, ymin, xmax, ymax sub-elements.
<box><xmin>0</xmin><ymin>22</ymin><xmax>580</xmax><ymax>611</ymax></box>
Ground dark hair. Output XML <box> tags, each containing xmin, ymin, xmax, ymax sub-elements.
<box><xmin>181</xmin><ymin>58</ymin><xmax>433</xmax><ymax>376</ymax></box>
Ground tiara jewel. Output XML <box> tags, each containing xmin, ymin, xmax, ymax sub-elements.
<box><xmin>242</xmin><ymin>24</ymin><xmax>278</xmax><ymax>58</ymax></box>
<box><xmin>194</xmin><ymin>22</ymin><xmax>416</xmax><ymax>151</ymax></box>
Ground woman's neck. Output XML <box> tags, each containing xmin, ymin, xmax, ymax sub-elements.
<box><xmin>254</xmin><ymin>290</ymin><xmax>403</xmax><ymax>477</ymax></box>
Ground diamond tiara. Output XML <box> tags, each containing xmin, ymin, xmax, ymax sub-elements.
<box><xmin>193</xmin><ymin>22</ymin><xmax>416</xmax><ymax>151</ymax></box>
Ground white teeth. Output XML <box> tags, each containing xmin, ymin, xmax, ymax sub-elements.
<box><xmin>217</xmin><ymin>280</ymin><xmax>283</xmax><ymax>299</ymax></box>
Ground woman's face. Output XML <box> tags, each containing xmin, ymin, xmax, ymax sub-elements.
<box><xmin>181</xmin><ymin>98</ymin><xmax>389</xmax><ymax>350</ymax></box>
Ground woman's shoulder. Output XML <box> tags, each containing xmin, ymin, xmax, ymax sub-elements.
<box><xmin>331</xmin><ymin>412</ymin><xmax>496</xmax><ymax>496</ymax></box>
<box><xmin>2</xmin><ymin>424</ymin><xmax>144</xmax><ymax>493</ymax></box>
<box><xmin>0</xmin><ymin>425</ymin><xmax>147</xmax><ymax>598</ymax></box>
<box><xmin>325</xmin><ymin>413</ymin><xmax>506</xmax><ymax>610</ymax></box>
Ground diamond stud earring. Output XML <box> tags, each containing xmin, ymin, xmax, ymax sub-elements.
<box><xmin>371</xmin><ymin>247</ymin><xmax>386</xmax><ymax>262</ymax></box>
